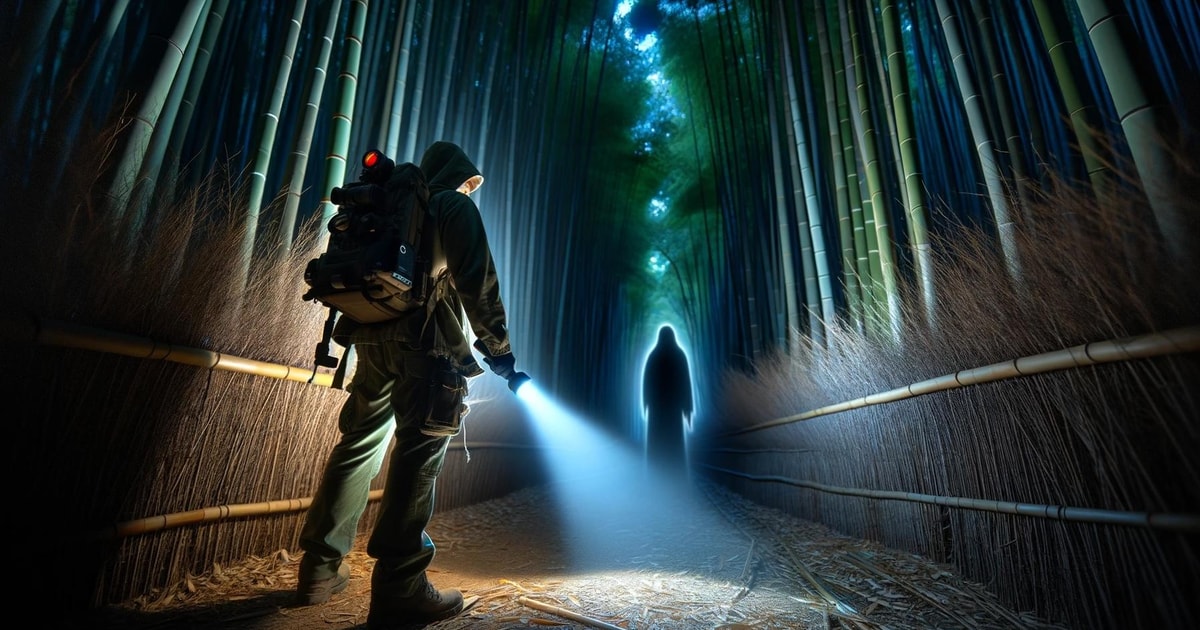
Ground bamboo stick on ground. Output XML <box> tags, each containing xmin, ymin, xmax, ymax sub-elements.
<box><xmin>517</xmin><ymin>595</ymin><xmax>626</xmax><ymax>630</ymax></box>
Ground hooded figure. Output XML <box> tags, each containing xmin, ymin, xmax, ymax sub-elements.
<box><xmin>298</xmin><ymin>141</ymin><xmax>518</xmax><ymax>628</ymax></box>
<box><xmin>642</xmin><ymin>325</ymin><xmax>694</xmax><ymax>475</ymax></box>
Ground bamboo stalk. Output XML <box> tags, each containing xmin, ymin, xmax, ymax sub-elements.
<box><xmin>516</xmin><ymin>596</ymin><xmax>625</xmax><ymax>630</ymax></box>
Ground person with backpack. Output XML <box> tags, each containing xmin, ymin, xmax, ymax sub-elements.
<box><xmin>295</xmin><ymin>140</ymin><xmax>520</xmax><ymax>628</ymax></box>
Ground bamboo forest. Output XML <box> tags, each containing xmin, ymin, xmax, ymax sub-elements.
<box><xmin>2</xmin><ymin>1</ymin><xmax>1197</xmax><ymax>629</ymax></box>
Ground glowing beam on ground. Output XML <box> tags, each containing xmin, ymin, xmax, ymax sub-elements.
<box><xmin>513</xmin><ymin>380</ymin><xmax>703</xmax><ymax>571</ymax></box>
<box><xmin>517</xmin><ymin>381</ymin><xmax>642</xmax><ymax>489</ymax></box>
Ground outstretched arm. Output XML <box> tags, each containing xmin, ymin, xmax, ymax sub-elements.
<box><xmin>439</xmin><ymin>192</ymin><xmax>510</xmax><ymax>357</ymax></box>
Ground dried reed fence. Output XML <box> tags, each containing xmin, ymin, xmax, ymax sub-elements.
<box><xmin>1</xmin><ymin>153</ymin><xmax>548</xmax><ymax>621</ymax></box>
<box><xmin>696</xmin><ymin>177</ymin><xmax>1200</xmax><ymax>629</ymax></box>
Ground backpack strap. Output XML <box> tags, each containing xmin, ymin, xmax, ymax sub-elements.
<box><xmin>331</xmin><ymin>344</ymin><xmax>353</xmax><ymax>389</ymax></box>
<box><xmin>418</xmin><ymin>269</ymin><xmax>483</xmax><ymax>377</ymax></box>
<box><xmin>310</xmin><ymin>306</ymin><xmax>341</xmax><ymax>384</ymax></box>
<box><xmin>419</xmin><ymin>268</ymin><xmax>451</xmax><ymax>355</ymax></box>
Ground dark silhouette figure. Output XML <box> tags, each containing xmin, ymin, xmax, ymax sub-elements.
<box><xmin>642</xmin><ymin>325</ymin><xmax>694</xmax><ymax>475</ymax></box>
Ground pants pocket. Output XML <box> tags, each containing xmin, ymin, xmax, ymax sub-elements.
<box><xmin>419</xmin><ymin>358</ymin><xmax>468</xmax><ymax>437</ymax></box>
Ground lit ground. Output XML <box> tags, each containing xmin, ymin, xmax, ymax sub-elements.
<box><xmin>95</xmin><ymin>475</ymin><xmax>1064</xmax><ymax>629</ymax></box>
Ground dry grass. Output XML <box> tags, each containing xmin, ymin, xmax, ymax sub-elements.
<box><xmin>4</xmin><ymin>120</ymin><xmax>353</xmax><ymax>611</ymax></box>
<box><xmin>702</xmin><ymin>166</ymin><xmax>1200</xmax><ymax>629</ymax></box>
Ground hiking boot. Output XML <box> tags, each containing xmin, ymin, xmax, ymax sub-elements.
<box><xmin>295</xmin><ymin>561</ymin><xmax>350</xmax><ymax>605</ymax></box>
<box><xmin>367</xmin><ymin>577</ymin><xmax>464</xmax><ymax>628</ymax></box>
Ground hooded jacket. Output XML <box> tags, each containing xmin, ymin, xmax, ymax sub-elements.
<box><xmin>333</xmin><ymin>141</ymin><xmax>511</xmax><ymax>377</ymax></box>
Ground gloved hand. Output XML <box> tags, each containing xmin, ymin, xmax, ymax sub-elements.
<box><xmin>482</xmin><ymin>351</ymin><xmax>516</xmax><ymax>381</ymax></box>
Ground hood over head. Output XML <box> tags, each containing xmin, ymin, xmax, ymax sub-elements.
<box><xmin>419</xmin><ymin>141</ymin><xmax>484</xmax><ymax>195</ymax></box>
<box><xmin>658</xmin><ymin>325</ymin><xmax>677</xmax><ymax>346</ymax></box>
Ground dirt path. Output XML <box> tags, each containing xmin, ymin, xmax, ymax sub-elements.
<box><xmin>94</xmin><ymin>478</ymin><xmax>1063</xmax><ymax>629</ymax></box>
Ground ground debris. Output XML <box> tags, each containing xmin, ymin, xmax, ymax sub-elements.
<box><xmin>96</xmin><ymin>480</ymin><xmax>1062</xmax><ymax>629</ymax></box>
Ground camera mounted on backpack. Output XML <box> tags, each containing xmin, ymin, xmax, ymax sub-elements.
<box><xmin>325</xmin><ymin>150</ymin><xmax>398</xmax><ymax>244</ymax></box>
<box><xmin>303</xmin><ymin>148</ymin><xmax>435</xmax><ymax>334</ymax></box>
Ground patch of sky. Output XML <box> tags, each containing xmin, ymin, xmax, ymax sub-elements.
<box><xmin>648</xmin><ymin>196</ymin><xmax>668</xmax><ymax>219</ymax></box>
<box><xmin>632</xmin><ymin>74</ymin><xmax>681</xmax><ymax>155</ymax></box>
<box><xmin>614</xmin><ymin>5</ymin><xmax>684</xmax><ymax>264</ymax></box>
<box><xmin>648</xmin><ymin>251</ymin><xmax>669</xmax><ymax>275</ymax></box>
<box><xmin>615</xmin><ymin>1</ymin><xmax>633</xmax><ymax>21</ymax></box>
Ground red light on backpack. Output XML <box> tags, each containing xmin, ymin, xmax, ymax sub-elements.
<box><xmin>363</xmin><ymin>151</ymin><xmax>380</xmax><ymax>168</ymax></box>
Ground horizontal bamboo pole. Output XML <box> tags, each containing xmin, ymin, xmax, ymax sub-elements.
<box><xmin>90</xmin><ymin>440</ymin><xmax>544</xmax><ymax>540</ymax></box>
<box><xmin>12</xmin><ymin>315</ymin><xmax>335</xmax><ymax>387</ymax></box>
<box><xmin>88</xmin><ymin>494</ymin><xmax>341</xmax><ymax>540</ymax></box>
<box><xmin>701</xmin><ymin>464</ymin><xmax>1200</xmax><ymax>533</ymax></box>
<box><xmin>724</xmin><ymin>325</ymin><xmax>1200</xmax><ymax>436</ymax></box>
<box><xmin>27</xmin><ymin>315</ymin><xmax>1197</xmax><ymax>537</ymax></box>
<box><xmin>8</xmin><ymin>315</ymin><xmax>550</xmax><ymax>540</ymax></box>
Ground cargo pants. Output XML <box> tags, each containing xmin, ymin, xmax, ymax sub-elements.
<box><xmin>298</xmin><ymin>340</ymin><xmax>453</xmax><ymax>597</ymax></box>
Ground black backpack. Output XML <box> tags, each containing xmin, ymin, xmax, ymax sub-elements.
<box><xmin>302</xmin><ymin>149</ymin><xmax>433</xmax><ymax>369</ymax></box>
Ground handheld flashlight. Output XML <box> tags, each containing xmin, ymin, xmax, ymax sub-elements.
<box><xmin>508</xmin><ymin>371</ymin><xmax>531</xmax><ymax>395</ymax></box>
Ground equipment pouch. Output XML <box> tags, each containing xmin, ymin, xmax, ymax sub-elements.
<box><xmin>421</xmin><ymin>358</ymin><xmax>468</xmax><ymax>437</ymax></box>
